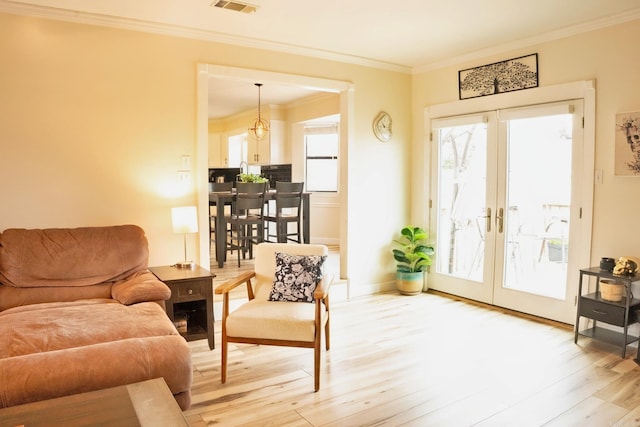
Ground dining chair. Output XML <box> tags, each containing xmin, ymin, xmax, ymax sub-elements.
<box><xmin>226</xmin><ymin>181</ymin><xmax>267</xmax><ymax>266</ymax></box>
<box><xmin>264</xmin><ymin>181</ymin><xmax>304</xmax><ymax>243</ymax></box>
<box><xmin>209</xmin><ymin>181</ymin><xmax>234</xmax><ymax>246</ymax></box>
<box><xmin>214</xmin><ymin>242</ymin><xmax>332</xmax><ymax>391</ymax></box>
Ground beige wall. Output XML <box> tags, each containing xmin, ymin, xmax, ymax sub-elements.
<box><xmin>411</xmin><ymin>18</ymin><xmax>640</xmax><ymax>269</ymax></box>
<box><xmin>0</xmin><ymin>12</ymin><xmax>411</xmax><ymax>292</ymax></box>
<box><xmin>5</xmin><ymin>11</ymin><xmax>634</xmax><ymax>294</ymax></box>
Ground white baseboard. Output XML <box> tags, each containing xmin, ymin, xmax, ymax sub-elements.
<box><xmin>310</xmin><ymin>237</ymin><xmax>340</xmax><ymax>245</ymax></box>
<box><xmin>347</xmin><ymin>280</ymin><xmax>395</xmax><ymax>298</ymax></box>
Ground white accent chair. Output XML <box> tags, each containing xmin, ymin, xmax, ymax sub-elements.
<box><xmin>214</xmin><ymin>243</ymin><xmax>332</xmax><ymax>391</ymax></box>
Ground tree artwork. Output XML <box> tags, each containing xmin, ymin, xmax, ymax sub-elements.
<box><xmin>459</xmin><ymin>54</ymin><xmax>538</xmax><ymax>100</ymax></box>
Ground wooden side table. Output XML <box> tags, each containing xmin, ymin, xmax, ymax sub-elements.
<box><xmin>149</xmin><ymin>265</ymin><xmax>215</xmax><ymax>350</ymax></box>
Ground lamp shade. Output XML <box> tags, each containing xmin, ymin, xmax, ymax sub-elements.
<box><xmin>171</xmin><ymin>206</ymin><xmax>198</xmax><ymax>234</ymax></box>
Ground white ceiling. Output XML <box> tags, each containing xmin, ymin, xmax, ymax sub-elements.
<box><xmin>3</xmin><ymin>0</ymin><xmax>640</xmax><ymax>118</ymax></box>
<box><xmin>207</xmin><ymin>77</ymin><xmax>322</xmax><ymax>121</ymax></box>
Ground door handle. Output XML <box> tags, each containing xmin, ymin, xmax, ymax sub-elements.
<box><xmin>481</xmin><ymin>207</ymin><xmax>491</xmax><ymax>233</ymax></box>
<box><xmin>496</xmin><ymin>207</ymin><xmax>504</xmax><ymax>233</ymax></box>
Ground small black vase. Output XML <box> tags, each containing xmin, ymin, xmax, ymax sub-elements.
<box><xmin>600</xmin><ymin>257</ymin><xmax>615</xmax><ymax>272</ymax></box>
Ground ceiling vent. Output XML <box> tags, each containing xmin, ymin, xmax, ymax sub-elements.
<box><xmin>211</xmin><ymin>1</ymin><xmax>257</xmax><ymax>13</ymax></box>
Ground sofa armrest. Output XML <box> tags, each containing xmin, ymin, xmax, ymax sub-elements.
<box><xmin>111</xmin><ymin>270</ymin><xmax>171</xmax><ymax>305</ymax></box>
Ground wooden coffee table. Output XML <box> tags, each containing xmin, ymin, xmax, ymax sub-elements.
<box><xmin>0</xmin><ymin>378</ymin><xmax>189</xmax><ymax>427</ymax></box>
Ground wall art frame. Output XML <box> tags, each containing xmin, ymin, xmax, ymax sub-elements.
<box><xmin>458</xmin><ymin>53</ymin><xmax>538</xmax><ymax>100</ymax></box>
<box><xmin>614</xmin><ymin>111</ymin><xmax>640</xmax><ymax>176</ymax></box>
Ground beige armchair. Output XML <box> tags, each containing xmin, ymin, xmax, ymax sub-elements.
<box><xmin>215</xmin><ymin>243</ymin><xmax>332</xmax><ymax>391</ymax></box>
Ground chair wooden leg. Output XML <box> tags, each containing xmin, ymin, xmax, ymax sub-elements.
<box><xmin>248</xmin><ymin>224</ymin><xmax>255</xmax><ymax>259</ymax></box>
<box><xmin>236</xmin><ymin>226</ymin><xmax>243</xmax><ymax>268</ymax></box>
<box><xmin>221</xmin><ymin>296</ymin><xmax>229</xmax><ymax>384</ymax></box>
<box><xmin>315</xmin><ymin>296</ymin><xmax>322</xmax><ymax>391</ymax></box>
<box><xmin>325</xmin><ymin>298</ymin><xmax>331</xmax><ymax>351</ymax></box>
<box><xmin>314</xmin><ymin>334</ymin><xmax>320</xmax><ymax>392</ymax></box>
<box><xmin>221</xmin><ymin>330</ymin><xmax>228</xmax><ymax>384</ymax></box>
<box><xmin>277</xmin><ymin>221</ymin><xmax>284</xmax><ymax>243</ymax></box>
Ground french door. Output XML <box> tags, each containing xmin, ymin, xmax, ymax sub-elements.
<box><xmin>429</xmin><ymin>100</ymin><xmax>584</xmax><ymax>324</ymax></box>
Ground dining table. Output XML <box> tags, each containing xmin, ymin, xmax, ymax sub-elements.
<box><xmin>209</xmin><ymin>190</ymin><xmax>311</xmax><ymax>268</ymax></box>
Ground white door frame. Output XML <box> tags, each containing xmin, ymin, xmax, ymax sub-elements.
<box><xmin>425</xmin><ymin>80</ymin><xmax>596</xmax><ymax>324</ymax></box>
<box><xmin>196</xmin><ymin>64</ymin><xmax>354</xmax><ymax>281</ymax></box>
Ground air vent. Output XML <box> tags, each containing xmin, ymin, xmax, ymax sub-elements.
<box><xmin>211</xmin><ymin>0</ymin><xmax>257</xmax><ymax>13</ymax></box>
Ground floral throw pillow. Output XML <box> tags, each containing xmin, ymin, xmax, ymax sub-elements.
<box><xmin>268</xmin><ymin>252</ymin><xmax>327</xmax><ymax>302</ymax></box>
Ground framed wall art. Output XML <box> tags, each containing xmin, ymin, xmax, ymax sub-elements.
<box><xmin>458</xmin><ymin>53</ymin><xmax>538</xmax><ymax>100</ymax></box>
<box><xmin>615</xmin><ymin>111</ymin><xmax>640</xmax><ymax>176</ymax></box>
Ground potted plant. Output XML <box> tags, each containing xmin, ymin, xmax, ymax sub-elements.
<box><xmin>392</xmin><ymin>226</ymin><xmax>435</xmax><ymax>295</ymax></box>
<box><xmin>239</xmin><ymin>173</ymin><xmax>268</xmax><ymax>183</ymax></box>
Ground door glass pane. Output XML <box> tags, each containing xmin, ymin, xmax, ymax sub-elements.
<box><xmin>436</xmin><ymin>123</ymin><xmax>487</xmax><ymax>282</ymax></box>
<box><xmin>503</xmin><ymin>114</ymin><xmax>572</xmax><ymax>299</ymax></box>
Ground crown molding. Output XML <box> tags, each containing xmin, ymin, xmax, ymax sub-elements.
<box><xmin>3</xmin><ymin>1</ymin><xmax>637</xmax><ymax>76</ymax></box>
<box><xmin>413</xmin><ymin>8</ymin><xmax>640</xmax><ymax>74</ymax></box>
<box><xmin>0</xmin><ymin>0</ymin><xmax>411</xmax><ymax>74</ymax></box>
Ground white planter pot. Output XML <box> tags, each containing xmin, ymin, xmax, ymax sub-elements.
<box><xmin>395</xmin><ymin>271</ymin><xmax>424</xmax><ymax>296</ymax></box>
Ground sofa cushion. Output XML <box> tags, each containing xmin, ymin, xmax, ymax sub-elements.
<box><xmin>0</xmin><ymin>282</ymin><xmax>113</xmax><ymax>312</ymax></box>
<box><xmin>111</xmin><ymin>271</ymin><xmax>171</xmax><ymax>305</ymax></box>
<box><xmin>0</xmin><ymin>299</ymin><xmax>193</xmax><ymax>409</ymax></box>
<box><xmin>226</xmin><ymin>298</ymin><xmax>327</xmax><ymax>342</ymax></box>
<box><xmin>0</xmin><ymin>300</ymin><xmax>178</xmax><ymax>358</ymax></box>
<box><xmin>0</xmin><ymin>335</ymin><xmax>192</xmax><ymax>409</ymax></box>
<box><xmin>0</xmin><ymin>225</ymin><xmax>149</xmax><ymax>289</ymax></box>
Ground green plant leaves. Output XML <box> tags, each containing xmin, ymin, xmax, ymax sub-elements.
<box><xmin>239</xmin><ymin>173</ymin><xmax>268</xmax><ymax>183</ymax></box>
<box><xmin>393</xmin><ymin>226</ymin><xmax>435</xmax><ymax>273</ymax></box>
<box><xmin>415</xmin><ymin>244</ymin><xmax>435</xmax><ymax>256</ymax></box>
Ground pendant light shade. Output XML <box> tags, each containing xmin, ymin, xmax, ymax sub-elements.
<box><xmin>249</xmin><ymin>83</ymin><xmax>269</xmax><ymax>141</ymax></box>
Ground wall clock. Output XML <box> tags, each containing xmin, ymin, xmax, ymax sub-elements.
<box><xmin>373</xmin><ymin>111</ymin><xmax>392</xmax><ymax>142</ymax></box>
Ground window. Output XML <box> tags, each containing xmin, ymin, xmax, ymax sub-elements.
<box><xmin>305</xmin><ymin>126</ymin><xmax>338</xmax><ymax>192</ymax></box>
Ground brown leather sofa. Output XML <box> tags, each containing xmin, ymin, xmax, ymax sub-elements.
<box><xmin>0</xmin><ymin>225</ymin><xmax>193</xmax><ymax>410</ymax></box>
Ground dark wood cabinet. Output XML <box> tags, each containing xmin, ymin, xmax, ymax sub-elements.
<box><xmin>574</xmin><ymin>267</ymin><xmax>640</xmax><ymax>358</ymax></box>
<box><xmin>149</xmin><ymin>265</ymin><xmax>215</xmax><ymax>350</ymax></box>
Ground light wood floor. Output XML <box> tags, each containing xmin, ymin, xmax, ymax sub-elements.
<box><xmin>185</xmin><ymin>275</ymin><xmax>640</xmax><ymax>426</ymax></box>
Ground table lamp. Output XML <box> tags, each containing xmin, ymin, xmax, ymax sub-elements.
<box><xmin>172</xmin><ymin>206</ymin><xmax>198</xmax><ymax>269</ymax></box>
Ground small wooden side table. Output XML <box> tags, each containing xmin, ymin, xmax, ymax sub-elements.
<box><xmin>150</xmin><ymin>264</ymin><xmax>215</xmax><ymax>350</ymax></box>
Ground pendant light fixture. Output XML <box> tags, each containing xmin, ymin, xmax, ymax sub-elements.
<box><xmin>249</xmin><ymin>83</ymin><xmax>269</xmax><ymax>141</ymax></box>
